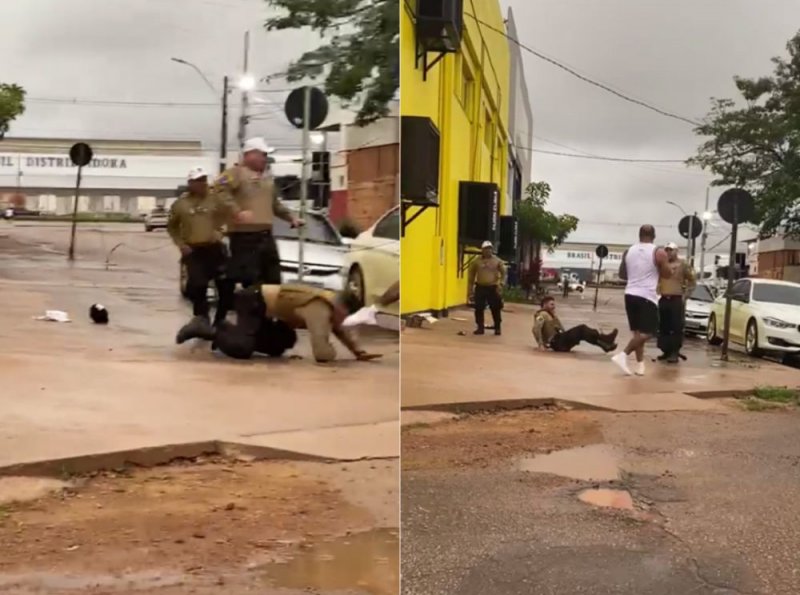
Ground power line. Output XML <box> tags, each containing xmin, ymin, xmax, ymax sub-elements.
<box><xmin>519</xmin><ymin>145</ymin><xmax>686</xmax><ymax>163</ymax></box>
<box><xmin>464</xmin><ymin>12</ymin><xmax>702</xmax><ymax>127</ymax></box>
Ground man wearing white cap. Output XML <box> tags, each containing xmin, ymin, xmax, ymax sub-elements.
<box><xmin>214</xmin><ymin>137</ymin><xmax>303</xmax><ymax>287</ymax></box>
<box><xmin>467</xmin><ymin>240</ymin><xmax>506</xmax><ymax>335</ymax></box>
<box><xmin>656</xmin><ymin>242</ymin><xmax>696</xmax><ymax>363</ymax></box>
<box><xmin>168</xmin><ymin>167</ymin><xmax>234</xmax><ymax>344</ymax></box>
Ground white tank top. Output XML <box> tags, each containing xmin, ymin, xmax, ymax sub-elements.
<box><xmin>624</xmin><ymin>242</ymin><xmax>659</xmax><ymax>304</ymax></box>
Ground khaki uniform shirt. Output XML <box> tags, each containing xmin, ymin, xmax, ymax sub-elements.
<box><xmin>213</xmin><ymin>165</ymin><xmax>293</xmax><ymax>232</ymax></box>
<box><xmin>167</xmin><ymin>191</ymin><xmax>226</xmax><ymax>248</ymax></box>
<box><xmin>469</xmin><ymin>256</ymin><xmax>506</xmax><ymax>288</ymax></box>
<box><xmin>658</xmin><ymin>259</ymin><xmax>696</xmax><ymax>297</ymax></box>
<box><xmin>533</xmin><ymin>310</ymin><xmax>564</xmax><ymax>347</ymax></box>
<box><xmin>261</xmin><ymin>284</ymin><xmax>360</xmax><ymax>362</ymax></box>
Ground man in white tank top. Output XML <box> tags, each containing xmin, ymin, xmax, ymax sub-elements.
<box><xmin>611</xmin><ymin>225</ymin><xmax>670</xmax><ymax>376</ymax></box>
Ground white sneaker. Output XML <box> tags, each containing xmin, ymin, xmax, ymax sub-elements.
<box><xmin>634</xmin><ymin>361</ymin><xmax>646</xmax><ymax>376</ymax></box>
<box><xmin>611</xmin><ymin>352</ymin><xmax>633</xmax><ymax>376</ymax></box>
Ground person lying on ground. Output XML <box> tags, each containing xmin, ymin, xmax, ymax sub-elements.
<box><xmin>532</xmin><ymin>296</ymin><xmax>618</xmax><ymax>353</ymax></box>
<box><xmin>178</xmin><ymin>283</ymin><xmax>383</xmax><ymax>363</ymax></box>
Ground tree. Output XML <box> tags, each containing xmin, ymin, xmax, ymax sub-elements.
<box><xmin>689</xmin><ymin>31</ymin><xmax>800</xmax><ymax>238</ymax></box>
<box><xmin>0</xmin><ymin>83</ymin><xmax>26</xmax><ymax>139</ymax></box>
<box><xmin>516</xmin><ymin>181</ymin><xmax>579</xmax><ymax>293</ymax></box>
<box><xmin>264</xmin><ymin>0</ymin><xmax>399</xmax><ymax>125</ymax></box>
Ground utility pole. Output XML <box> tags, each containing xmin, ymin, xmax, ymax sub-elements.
<box><xmin>297</xmin><ymin>86</ymin><xmax>311</xmax><ymax>282</ymax></box>
<box><xmin>219</xmin><ymin>75</ymin><xmax>229</xmax><ymax>174</ymax></box>
<box><xmin>699</xmin><ymin>187</ymin><xmax>710</xmax><ymax>281</ymax></box>
<box><xmin>238</xmin><ymin>31</ymin><xmax>250</xmax><ymax>149</ymax></box>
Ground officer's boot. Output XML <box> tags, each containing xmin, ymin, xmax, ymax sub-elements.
<box><xmin>597</xmin><ymin>329</ymin><xmax>618</xmax><ymax>353</ymax></box>
<box><xmin>176</xmin><ymin>315</ymin><xmax>214</xmax><ymax>345</ymax></box>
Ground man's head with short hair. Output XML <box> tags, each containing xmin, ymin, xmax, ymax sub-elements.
<box><xmin>541</xmin><ymin>295</ymin><xmax>556</xmax><ymax>313</ymax></box>
<box><xmin>639</xmin><ymin>224</ymin><xmax>656</xmax><ymax>243</ymax></box>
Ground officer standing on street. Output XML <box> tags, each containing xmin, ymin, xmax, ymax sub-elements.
<box><xmin>657</xmin><ymin>242</ymin><xmax>697</xmax><ymax>363</ymax></box>
<box><xmin>213</xmin><ymin>137</ymin><xmax>303</xmax><ymax>287</ymax></box>
<box><xmin>468</xmin><ymin>241</ymin><xmax>506</xmax><ymax>336</ymax></box>
<box><xmin>168</xmin><ymin>167</ymin><xmax>234</xmax><ymax>344</ymax></box>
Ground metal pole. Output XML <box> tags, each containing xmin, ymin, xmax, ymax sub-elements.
<box><xmin>593</xmin><ymin>258</ymin><xmax>603</xmax><ymax>311</ymax></box>
<box><xmin>686</xmin><ymin>214</ymin><xmax>693</xmax><ymax>264</ymax></box>
<box><xmin>720</xmin><ymin>202</ymin><xmax>739</xmax><ymax>362</ymax></box>
<box><xmin>219</xmin><ymin>75</ymin><xmax>229</xmax><ymax>174</ymax></box>
<box><xmin>67</xmin><ymin>166</ymin><xmax>83</xmax><ymax>261</ymax></box>
<box><xmin>297</xmin><ymin>85</ymin><xmax>311</xmax><ymax>283</ymax></box>
<box><xmin>238</xmin><ymin>31</ymin><xmax>250</xmax><ymax>149</ymax></box>
<box><xmin>699</xmin><ymin>187</ymin><xmax>709</xmax><ymax>282</ymax></box>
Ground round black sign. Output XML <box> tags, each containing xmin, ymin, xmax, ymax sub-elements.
<box><xmin>595</xmin><ymin>244</ymin><xmax>609</xmax><ymax>259</ymax></box>
<box><xmin>284</xmin><ymin>86</ymin><xmax>328</xmax><ymax>130</ymax></box>
<box><xmin>678</xmin><ymin>215</ymin><xmax>703</xmax><ymax>239</ymax></box>
<box><xmin>69</xmin><ymin>143</ymin><xmax>93</xmax><ymax>167</ymax></box>
<box><xmin>717</xmin><ymin>188</ymin><xmax>755</xmax><ymax>225</ymax></box>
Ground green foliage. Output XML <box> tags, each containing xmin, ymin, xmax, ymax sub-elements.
<box><xmin>689</xmin><ymin>31</ymin><xmax>800</xmax><ymax>238</ymax></box>
<box><xmin>752</xmin><ymin>385</ymin><xmax>799</xmax><ymax>403</ymax></box>
<box><xmin>0</xmin><ymin>83</ymin><xmax>26</xmax><ymax>138</ymax></box>
<box><xmin>501</xmin><ymin>285</ymin><xmax>529</xmax><ymax>304</ymax></box>
<box><xmin>264</xmin><ymin>0</ymin><xmax>399</xmax><ymax>125</ymax></box>
<box><xmin>517</xmin><ymin>181</ymin><xmax>579</xmax><ymax>250</ymax></box>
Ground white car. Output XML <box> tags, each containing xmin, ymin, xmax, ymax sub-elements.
<box><xmin>144</xmin><ymin>207</ymin><xmax>168</xmax><ymax>232</ymax></box>
<box><xmin>707</xmin><ymin>278</ymin><xmax>800</xmax><ymax>359</ymax></box>
<box><xmin>342</xmin><ymin>206</ymin><xmax>400</xmax><ymax>314</ymax></box>
<box><xmin>179</xmin><ymin>209</ymin><xmax>347</xmax><ymax>298</ymax></box>
<box><xmin>684</xmin><ymin>283</ymin><xmax>715</xmax><ymax>336</ymax></box>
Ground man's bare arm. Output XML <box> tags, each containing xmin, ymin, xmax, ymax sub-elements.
<box><xmin>378</xmin><ymin>281</ymin><xmax>399</xmax><ymax>306</ymax></box>
<box><xmin>655</xmin><ymin>248</ymin><xmax>671</xmax><ymax>279</ymax></box>
<box><xmin>333</xmin><ymin>326</ymin><xmax>382</xmax><ymax>361</ymax></box>
<box><xmin>618</xmin><ymin>249</ymin><xmax>628</xmax><ymax>281</ymax></box>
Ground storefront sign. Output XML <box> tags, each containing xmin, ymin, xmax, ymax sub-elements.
<box><xmin>0</xmin><ymin>155</ymin><xmax>127</xmax><ymax>169</ymax></box>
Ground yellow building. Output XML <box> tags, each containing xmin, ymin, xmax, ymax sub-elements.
<box><xmin>400</xmin><ymin>0</ymin><xmax>510</xmax><ymax>315</ymax></box>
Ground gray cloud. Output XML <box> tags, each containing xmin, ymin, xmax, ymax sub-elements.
<box><xmin>502</xmin><ymin>0</ymin><xmax>800</xmax><ymax>244</ymax></box>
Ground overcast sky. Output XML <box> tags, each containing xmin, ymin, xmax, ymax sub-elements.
<box><xmin>0</xmin><ymin>0</ymin><xmax>318</xmax><ymax>151</ymax></box>
<box><xmin>501</xmin><ymin>0</ymin><xmax>800</xmax><ymax>245</ymax></box>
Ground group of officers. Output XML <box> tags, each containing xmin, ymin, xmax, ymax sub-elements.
<box><xmin>166</xmin><ymin>137</ymin><xmax>382</xmax><ymax>364</ymax></box>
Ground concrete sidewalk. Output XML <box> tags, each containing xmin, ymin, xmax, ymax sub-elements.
<box><xmin>0</xmin><ymin>230</ymin><xmax>399</xmax><ymax>469</ymax></box>
<box><xmin>401</xmin><ymin>300</ymin><xmax>798</xmax><ymax>412</ymax></box>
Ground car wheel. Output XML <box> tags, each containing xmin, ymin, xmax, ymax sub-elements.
<box><xmin>745</xmin><ymin>318</ymin><xmax>763</xmax><ymax>357</ymax></box>
<box><xmin>347</xmin><ymin>265</ymin><xmax>366</xmax><ymax>309</ymax></box>
<box><xmin>707</xmin><ymin>314</ymin><xmax>722</xmax><ymax>346</ymax></box>
<box><xmin>179</xmin><ymin>262</ymin><xmax>189</xmax><ymax>298</ymax></box>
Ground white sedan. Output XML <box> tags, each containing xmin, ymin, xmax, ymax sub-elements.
<box><xmin>684</xmin><ymin>283</ymin><xmax>715</xmax><ymax>336</ymax></box>
<box><xmin>707</xmin><ymin>278</ymin><xmax>800</xmax><ymax>359</ymax></box>
<box><xmin>342</xmin><ymin>206</ymin><xmax>400</xmax><ymax>315</ymax></box>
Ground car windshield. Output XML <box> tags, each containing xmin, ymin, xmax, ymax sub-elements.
<box><xmin>689</xmin><ymin>285</ymin><xmax>714</xmax><ymax>302</ymax></box>
<box><xmin>273</xmin><ymin>213</ymin><xmax>341</xmax><ymax>245</ymax></box>
<box><xmin>752</xmin><ymin>283</ymin><xmax>800</xmax><ymax>306</ymax></box>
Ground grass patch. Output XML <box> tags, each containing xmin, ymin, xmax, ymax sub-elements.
<box><xmin>752</xmin><ymin>386</ymin><xmax>800</xmax><ymax>403</ymax></box>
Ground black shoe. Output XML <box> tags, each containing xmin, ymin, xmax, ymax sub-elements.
<box><xmin>666</xmin><ymin>353</ymin><xmax>679</xmax><ymax>364</ymax></box>
<box><xmin>176</xmin><ymin>316</ymin><xmax>214</xmax><ymax>344</ymax></box>
<box><xmin>494</xmin><ymin>327</ymin><xmax>502</xmax><ymax>336</ymax></box>
<box><xmin>607</xmin><ymin>329</ymin><xmax>619</xmax><ymax>343</ymax></box>
<box><xmin>598</xmin><ymin>340</ymin><xmax>617</xmax><ymax>353</ymax></box>
<box><xmin>473</xmin><ymin>328</ymin><xmax>485</xmax><ymax>335</ymax></box>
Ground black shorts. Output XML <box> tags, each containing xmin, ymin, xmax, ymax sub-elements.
<box><xmin>625</xmin><ymin>294</ymin><xmax>658</xmax><ymax>335</ymax></box>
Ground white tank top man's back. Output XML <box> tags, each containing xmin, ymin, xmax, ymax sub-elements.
<box><xmin>624</xmin><ymin>242</ymin><xmax>659</xmax><ymax>304</ymax></box>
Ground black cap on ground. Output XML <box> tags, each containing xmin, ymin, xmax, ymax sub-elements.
<box><xmin>89</xmin><ymin>304</ymin><xmax>109</xmax><ymax>324</ymax></box>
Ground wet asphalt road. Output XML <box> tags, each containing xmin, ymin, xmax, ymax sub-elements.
<box><xmin>402</xmin><ymin>409</ymin><xmax>800</xmax><ymax>595</ymax></box>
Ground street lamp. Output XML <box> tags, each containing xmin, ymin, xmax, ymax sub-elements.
<box><xmin>171</xmin><ymin>57</ymin><xmax>229</xmax><ymax>174</ymax></box>
<box><xmin>238</xmin><ymin>74</ymin><xmax>256</xmax><ymax>91</ymax></box>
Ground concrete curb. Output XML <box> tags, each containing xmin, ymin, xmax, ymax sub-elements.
<box><xmin>0</xmin><ymin>440</ymin><xmax>397</xmax><ymax>479</ymax></box>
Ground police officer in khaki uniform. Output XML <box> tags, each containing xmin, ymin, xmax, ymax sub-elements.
<box><xmin>657</xmin><ymin>242</ymin><xmax>697</xmax><ymax>363</ymax></box>
<box><xmin>168</xmin><ymin>167</ymin><xmax>234</xmax><ymax>343</ymax></box>
<box><xmin>180</xmin><ymin>284</ymin><xmax>383</xmax><ymax>364</ymax></box>
<box><xmin>468</xmin><ymin>241</ymin><xmax>506</xmax><ymax>335</ymax></box>
<box><xmin>533</xmin><ymin>296</ymin><xmax>618</xmax><ymax>352</ymax></box>
<box><xmin>214</xmin><ymin>137</ymin><xmax>303</xmax><ymax>287</ymax></box>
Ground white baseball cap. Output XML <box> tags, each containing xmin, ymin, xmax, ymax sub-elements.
<box><xmin>242</xmin><ymin>137</ymin><xmax>275</xmax><ymax>154</ymax></box>
<box><xmin>187</xmin><ymin>167</ymin><xmax>208</xmax><ymax>181</ymax></box>
<box><xmin>481</xmin><ymin>241</ymin><xmax>493</xmax><ymax>249</ymax></box>
<box><xmin>665</xmin><ymin>242</ymin><xmax>679</xmax><ymax>250</ymax></box>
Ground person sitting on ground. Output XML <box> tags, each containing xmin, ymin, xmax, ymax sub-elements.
<box><xmin>533</xmin><ymin>296</ymin><xmax>618</xmax><ymax>353</ymax></box>
<box><xmin>180</xmin><ymin>283</ymin><xmax>383</xmax><ymax>364</ymax></box>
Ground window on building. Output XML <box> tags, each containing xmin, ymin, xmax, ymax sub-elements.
<box><xmin>458</xmin><ymin>59</ymin><xmax>475</xmax><ymax>118</ymax></box>
<box><xmin>484</xmin><ymin>108</ymin><xmax>494</xmax><ymax>148</ymax></box>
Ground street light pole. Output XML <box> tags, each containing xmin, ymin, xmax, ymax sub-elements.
<box><xmin>297</xmin><ymin>85</ymin><xmax>311</xmax><ymax>283</ymax></box>
<box><xmin>238</xmin><ymin>31</ymin><xmax>250</xmax><ymax>149</ymax></box>
<box><xmin>699</xmin><ymin>187</ymin><xmax>710</xmax><ymax>280</ymax></box>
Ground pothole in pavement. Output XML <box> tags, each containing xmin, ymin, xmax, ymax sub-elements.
<box><xmin>518</xmin><ymin>444</ymin><xmax>621</xmax><ymax>482</ymax></box>
<box><xmin>577</xmin><ymin>487</ymin><xmax>635</xmax><ymax>510</ymax></box>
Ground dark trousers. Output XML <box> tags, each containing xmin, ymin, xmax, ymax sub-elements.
<box><xmin>474</xmin><ymin>285</ymin><xmax>502</xmax><ymax>330</ymax></box>
<box><xmin>183</xmin><ymin>243</ymin><xmax>234</xmax><ymax>325</ymax></box>
<box><xmin>227</xmin><ymin>231</ymin><xmax>282</xmax><ymax>288</ymax></box>
<box><xmin>551</xmin><ymin>324</ymin><xmax>601</xmax><ymax>352</ymax></box>
<box><xmin>657</xmin><ymin>295</ymin><xmax>684</xmax><ymax>355</ymax></box>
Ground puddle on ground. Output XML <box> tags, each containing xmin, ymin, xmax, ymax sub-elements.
<box><xmin>261</xmin><ymin>528</ymin><xmax>398</xmax><ymax>595</ymax></box>
<box><xmin>578</xmin><ymin>488</ymin><xmax>634</xmax><ymax>510</ymax></box>
<box><xmin>518</xmin><ymin>444</ymin><xmax>620</xmax><ymax>481</ymax></box>
<box><xmin>0</xmin><ymin>570</ymin><xmax>186</xmax><ymax>591</ymax></box>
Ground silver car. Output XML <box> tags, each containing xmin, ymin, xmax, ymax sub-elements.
<box><xmin>144</xmin><ymin>207</ymin><xmax>168</xmax><ymax>232</ymax></box>
<box><xmin>684</xmin><ymin>283</ymin><xmax>714</xmax><ymax>336</ymax></box>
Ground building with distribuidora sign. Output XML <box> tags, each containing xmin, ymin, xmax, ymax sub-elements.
<box><xmin>0</xmin><ymin>137</ymin><xmax>302</xmax><ymax>215</ymax></box>
<box><xmin>400</xmin><ymin>0</ymin><xmax>513</xmax><ymax>315</ymax></box>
